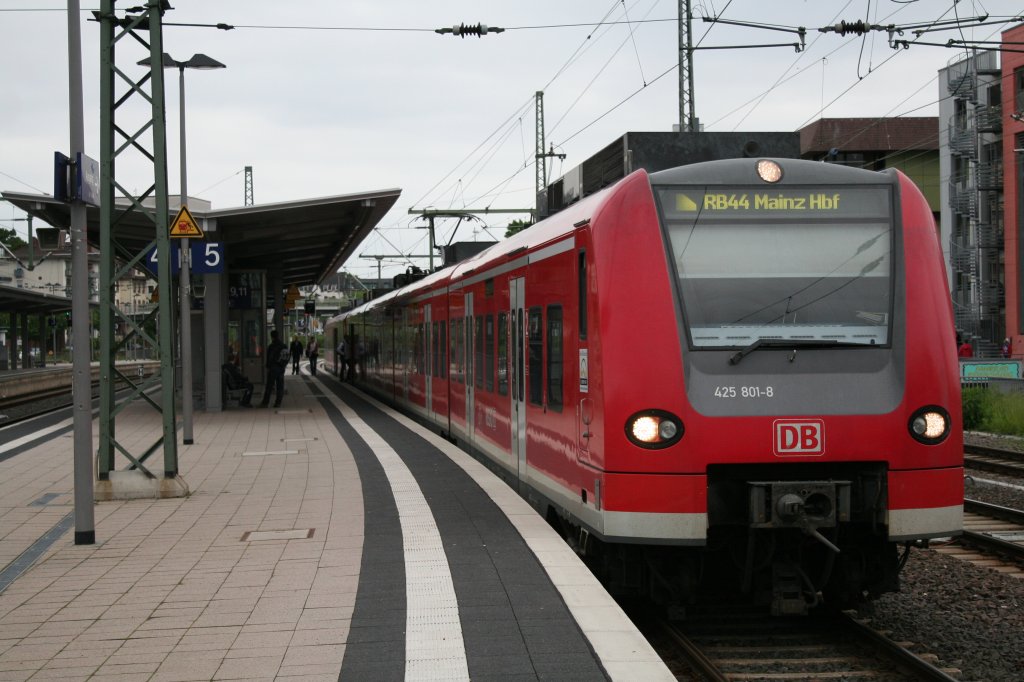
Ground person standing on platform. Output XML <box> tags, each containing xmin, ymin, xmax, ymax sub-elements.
<box><xmin>260</xmin><ymin>329</ymin><xmax>287</xmax><ymax>408</ymax></box>
<box><xmin>306</xmin><ymin>336</ymin><xmax>319</xmax><ymax>376</ymax></box>
<box><xmin>289</xmin><ymin>336</ymin><xmax>303</xmax><ymax>375</ymax></box>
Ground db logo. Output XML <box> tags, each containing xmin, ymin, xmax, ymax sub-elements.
<box><xmin>773</xmin><ymin>419</ymin><xmax>825</xmax><ymax>456</ymax></box>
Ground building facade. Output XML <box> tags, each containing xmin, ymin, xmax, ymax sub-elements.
<box><xmin>798</xmin><ymin>117</ymin><xmax>940</xmax><ymax>212</ymax></box>
<box><xmin>939</xmin><ymin>49</ymin><xmax>1005</xmax><ymax>356</ymax></box>
<box><xmin>1001</xmin><ymin>23</ymin><xmax>1024</xmax><ymax>356</ymax></box>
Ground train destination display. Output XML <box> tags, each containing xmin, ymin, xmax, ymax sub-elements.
<box><xmin>667</xmin><ymin>187</ymin><xmax>890</xmax><ymax>219</ymax></box>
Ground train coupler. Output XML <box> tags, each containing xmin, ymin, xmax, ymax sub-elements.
<box><xmin>749</xmin><ymin>480</ymin><xmax>851</xmax><ymax>552</ymax></box>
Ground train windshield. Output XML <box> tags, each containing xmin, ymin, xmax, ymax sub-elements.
<box><xmin>655</xmin><ymin>185</ymin><xmax>893</xmax><ymax>349</ymax></box>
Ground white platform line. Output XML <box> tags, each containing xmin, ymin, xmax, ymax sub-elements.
<box><xmin>313</xmin><ymin>385</ymin><xmax>469</xmax><ymax>681</ymax></box>
<box><xmin>0</xmin><ymin>418</ymin><xmax>72</xmax><ymax>454</ymax></box>
<box><xmin>315</xmin><ymin>378</ymin><xmax>675</xmax><ymax>682</ymax></box>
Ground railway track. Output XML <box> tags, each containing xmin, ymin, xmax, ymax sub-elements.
<box><xmin>655</xmin><ymin>607</ymin><xmax>961</xmax><ymax>681</ymax></box>
<box><xmin>0</xmin><ymin>362</ymin><xmax>158</xmax><ymax>399</ymax></box>
<box><xmin>0</xmin><ymin>366</ymin><xmax>160</xmax><ymax>426</ymax></box>
<box><xmin>964</xmin><ymin>443</ymin><xmax>1024</xmax><ymax>477</ymax></box>
<box><xmin>0</xmin><ymin>382</ymin><xmax>94</xmax><ymax>410</ymax></box>
<box><xmin>931</xmin><ymin>498</ymin><xmax>1024</xmax><ymax>577</ymax></box>
<box><xmin>952</xmin><ymin>442</ymin><xmax>1024</xmax><ymax>573</ymax></box>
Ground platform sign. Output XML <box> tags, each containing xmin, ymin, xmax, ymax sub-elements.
<box><xmin>76</xmin><ymin>153</ymin><xmax>100</xmax><ymax>206</ymax></box>
<box><xmin>52</xmin><ymin>151</ymin><xmax>100</xmax><ymax>206</ymax></box>
<box><xmin>170</xmin><ymin>205</ymin><xmax>204</xmax><ymax>238</ymax></box>
<box><xmin>53</xmin><ymin>151</ymin><xmax>70</xmax><ymax>201</ymax></box>
<box><xmin>285</xmin><ymin>284</ymin><xmax>301</xmax><ymax>309</ymax></box>
<box><xmin>145</xmin><ymin>242</ymin><xmax>224</xmax><ymax>275</ymax></box>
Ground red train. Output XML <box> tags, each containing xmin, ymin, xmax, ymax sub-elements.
<box><xmin>325</xmin><ymin>157</ymin><xmax>963</xmax><ymax>615</ymax></box>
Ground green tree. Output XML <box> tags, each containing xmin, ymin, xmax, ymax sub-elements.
<box><xmin>0</xmin><ymin>227</ymin><xmax>27</xmax><ymax>252</ymax></box>
<box><xmin>505</xmin><ymin>219</ymin><xmax>533</xmax><ymax>238</ymax></box>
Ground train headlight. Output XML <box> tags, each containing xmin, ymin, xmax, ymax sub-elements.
<box><xmin>908</xmin><ymin>406</ymin><xmax>951</xmax><ymax>444</ymax></box>
<box><xmin>626</xmin><ymin>410</ymin><xmax>683</xmax><ymax>449</ymax></box>
<box><xmin>756</xmin><ymin>159</ymin><xmax>783</xmax><ymax>183</ymax></box>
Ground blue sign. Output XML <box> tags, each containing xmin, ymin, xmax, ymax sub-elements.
<box><xmin>53</xmin><ymin>151</ymin><xmax>101</xmax><ymax>206</ymax></box>
<box><xmin>53</xmin><ymin>152</ymin><xmax>70</xmax><ymax>201</ymax></box>
<box><xmin>76</xmin><ymin>153</ymin><xmax>101</xmax><ymax>207</ymax></box>
<box><xmin>145</xmin><ymin>242</ymin><xmax>224</xmax><ymax>275</ymax></box>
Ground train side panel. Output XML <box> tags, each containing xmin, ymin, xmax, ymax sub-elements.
<box><xmin>519</xmin><ymin>238</ymin><xmax>585</xmax><ymax>512</ymax></box>
<box><xmin>886</xmin><ymin>171</ymin><xmax>963</xmax><ymax>539</ymax></box>
<box><xmin>577</xmin><ymin>171</ymin><xmax>707</xmax><ymax>539</ymax></box>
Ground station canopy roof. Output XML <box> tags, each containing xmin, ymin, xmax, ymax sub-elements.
<box><xmin>1</xmin><ymin>187</ymin><xmax>401</xmax><ymax>289</ymax></box>
<box><xmin>0</xmin><ymin>282</ymin><xmax>79</xmax><ymax>316</ymax></box>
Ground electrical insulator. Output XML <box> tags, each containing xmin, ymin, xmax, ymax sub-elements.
<box><xmin>831</xmin><ymin>19</ymin><xmax>869</xmax><ymax>36</ymax></box>
<box><xmin>436</xmin><ymin>22</ymin><xmax>505</xmax><ymax>38</ymax></box>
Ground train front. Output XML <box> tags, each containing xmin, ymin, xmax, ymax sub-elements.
<box><xmin>609</xmin><ymin>159</ymin><xmax>962</xmax><ymax>614</ymax></box>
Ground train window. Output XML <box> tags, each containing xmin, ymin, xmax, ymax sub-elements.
<box><xmin>475</xmin><ymin>316</ymin><xmax>484</xmax><ymax>390</ymax></box>
<box><xmin>547</xmin><ymin>305</ymin><xmax>563</xmax><ymax>411</ymax></box>
<box><xmin>657</xmin><ymin>185</ymin><xmax>894</xmax><ymax>349</ymax></box>
<box><xmin>578</xmin><ymin>250</ymin><xmax>587</xmax><ymax>341</ymax></box>
<box><xmin>485</xmin><ymin>314</ymin><xmax>495</xmax><ymax>392</ymax></box>
<box><xmin>497</xmin><ymin>312</ymin><xmax>508</xmax><ymax>396</ymax></box>
<box><xmin>485</xmin><ymin>278</ymin><xmax>494</xmax><ymax>297</ymax></box>
<box><xmin>439</xmin><ymin>321</ymin><xmax>447</xmax><ymax>380</ymax></box>
<box><xmin>528</xmin><ymin>307</ymin><xmax>543</xmax><ymax>406</ymax></box>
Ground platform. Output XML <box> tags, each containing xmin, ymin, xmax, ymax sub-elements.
<box><xmin>0</xmin><ymin>366</ymin><xmax>672</xmax><ymax>680</ymax></box>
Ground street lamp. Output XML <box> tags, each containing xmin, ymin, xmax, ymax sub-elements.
<box><xmin>138</xmin><ymin>52</ymin><xmax>225</xmax><ymax>445</ymax></box>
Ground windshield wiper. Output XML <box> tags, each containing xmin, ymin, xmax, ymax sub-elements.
<box><xmin>728</xmin><ymin>338</ymin><xmax>843</xmax><ymax>366</ymax></box>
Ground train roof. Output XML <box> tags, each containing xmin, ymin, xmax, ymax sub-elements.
<box><xmin>447</xmin><ymin>172</ymin><xmax>638</xmax><ymax>281</ymax></box>
<box><xmin>650</xmin><ymin>157</ymin><xmax>898</xmax><ymax>185</ymax></box>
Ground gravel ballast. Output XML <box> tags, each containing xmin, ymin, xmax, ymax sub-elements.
<box><xmin>851</xmin><ymin>431</ymin><xmax>1024</xmax><ymax>682</ymax></box>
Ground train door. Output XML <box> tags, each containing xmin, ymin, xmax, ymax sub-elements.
<box><xmin>575</xmin><ymin>244</ymin><xmax>594</xmax><ymax>464</ymax></box>
<box><xmin>510</xmin><ymin>277</ymin><xmax>526</xmax><ymax>483</ymax></box>
<box><xmin>424</xmin><ymin>304</ymin><xmax>433</xmax><ymax>419</ymax></box>
<box><xmin>465</xmin><ymin>293</ymin><xmax>475</xmax><ymax>441</ymax></box>
<box><xmin>401</xmin><ymin>307</ymin><xmax>411</xmax><ymax>401</ymax></box>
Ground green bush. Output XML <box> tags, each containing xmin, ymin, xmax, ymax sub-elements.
<box><xmin>961</xmin><ymin>387</ymin><xmax>987</xmax><ymax>431</ymax></box>
<box><xmin>961</xmin><ymin>387</ymin><xmax>1024</xmax><ymax>436</ymax></box>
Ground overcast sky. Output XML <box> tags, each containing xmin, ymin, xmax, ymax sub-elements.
<box><xmin>1</xmin><ymin>1</ymin><xmax>1021</xmax><ymax>280</ymax></box>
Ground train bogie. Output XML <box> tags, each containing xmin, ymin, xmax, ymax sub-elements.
<box><xmin>325</xmin><ymin>158</ymin><xmax>963</xmax><ymax>615</ymax></box>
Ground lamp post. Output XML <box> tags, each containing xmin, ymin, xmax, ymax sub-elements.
<box><xmin>138</xmin><ymin>52</ymin><xmax>225</xmax><ymax>445</ymax></box>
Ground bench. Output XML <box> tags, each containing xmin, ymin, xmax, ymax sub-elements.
<box><xmin>222</xmin><ymin>367</ymin><xmax>250</xmax><ymax>406</ymax></box>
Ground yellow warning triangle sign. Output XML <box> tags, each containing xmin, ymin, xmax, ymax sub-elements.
<box><xmin>170</xmin><ymin>205</ymin><xmax>204</xmax><ymax>238</ymax></box>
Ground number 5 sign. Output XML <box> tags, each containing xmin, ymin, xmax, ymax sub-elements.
<box><xmin>146</xmin><ymin>242</ymin><xmax>225</xmax><ymax>275</ymax></box>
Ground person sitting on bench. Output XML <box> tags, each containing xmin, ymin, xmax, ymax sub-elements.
<box><xmin>222</xmin><ymin>353</ymin><xmax>254</xmax><ymax>407</ymax></box>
